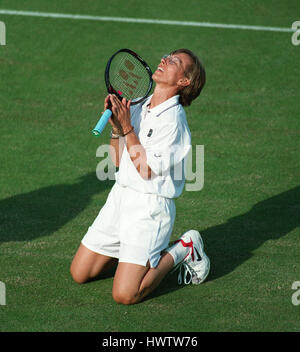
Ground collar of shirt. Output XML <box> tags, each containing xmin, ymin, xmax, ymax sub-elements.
<box><xmin>141</xmin><ymin>94</ymin><xmax>180</xmax><ymax>118</ymax></box>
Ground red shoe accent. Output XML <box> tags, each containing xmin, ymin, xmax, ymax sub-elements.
<box><xmin>174</xmin><ymin>238</ymin><xmax>194</xmax><ymax>261</ymax></box>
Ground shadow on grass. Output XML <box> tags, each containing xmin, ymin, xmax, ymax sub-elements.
<box><xmin>203</xmin><ymin>185</ymin><xmax>299</xmax><ymax>281</ymax></box>
<box><xmin>1</xmin><ymin>179</ymin><xmax>298</xmax><ymax>301</ymax></box>
<box><xmin>149</xmin><ymin>185</ymin><xmax>300</xmax><ymax>300</ymax></box>
<box><xmin>0</xmin><ymin>172</ymin><xmax>112</xmax><ymax>244</ymax></box>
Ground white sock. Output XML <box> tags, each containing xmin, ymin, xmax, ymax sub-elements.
<box><xmin>165</xmin><ymin>239</ymin><xmax>190</xmax><ymax>267</ymax></box>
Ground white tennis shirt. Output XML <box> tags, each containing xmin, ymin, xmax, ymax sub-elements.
<box><xmin>115</xmin><ymin>94</ymin><xmax>191</xmax><ymax>198</ymax></box>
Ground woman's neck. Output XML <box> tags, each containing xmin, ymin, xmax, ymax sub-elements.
<box><xmin>148</xmin><ymin>85</ymin><xmax>178</xmax><ymax>109</ymax></box>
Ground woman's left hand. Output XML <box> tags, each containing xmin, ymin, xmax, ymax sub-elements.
<box><xmin>110</xmin><ymin>94</ymin><xmax>132</xmax><ymax>134</ymax></box>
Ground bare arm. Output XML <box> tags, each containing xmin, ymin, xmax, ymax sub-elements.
<box><xmin>110</xmin><ymin>94</ymin><xmax>153</xmax><ymax>179</ymax></box>
<box><xmin>109</xmin><ymin>137</ymin><xmax>125</xmax><ymax>168</ymax></box>
<box><xmin>124</xmin><ymin>131</ymin><xmax>152</xmax><ymax>179</ymax></box>
<box><xmin>103</xmin><ymin>95</ymin><xmax>125</xmax><ymax>167</ymax></box>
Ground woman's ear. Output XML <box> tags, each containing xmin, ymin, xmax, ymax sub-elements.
<box><xmin>177</xmin><ymin>77</ymin><xmax>191</xmax><ymax>89</ymax></box>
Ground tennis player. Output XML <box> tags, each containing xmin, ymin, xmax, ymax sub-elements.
<box><xmin>70</xmin><ymin>49</ymin><xmax>210</xmax><ymax>304</ymax></box>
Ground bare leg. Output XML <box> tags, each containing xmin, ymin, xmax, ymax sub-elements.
<box><xmin>112</xmin><ymin>252</ymin><xmax>174</xmax><ymax>305</ymax></box>
<box><xmin>70</xmin><ymin>243</ymin><xmax>118</xmax><ymax>284</ymax></box>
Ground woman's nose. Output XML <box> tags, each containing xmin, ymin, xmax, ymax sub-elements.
<box><xmin>161</xmin><ymin>57</ymin><xmax>168</xmax><ymax>66</ymax></box>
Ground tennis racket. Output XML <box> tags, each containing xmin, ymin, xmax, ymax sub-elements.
<box><xmin>92</xmin><ymin>48</ymin><xmax>153</xmax><ymax>136</ymax></box>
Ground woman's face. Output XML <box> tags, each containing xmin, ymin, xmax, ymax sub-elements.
<box><xmin>152</xmin><ymin>52</ymin><xmax>192</xmax><ymax>89</ymax></box>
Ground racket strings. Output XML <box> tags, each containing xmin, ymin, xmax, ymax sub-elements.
<box><xmin>109</xmin><ymin>52</ymin><xmax>151</xmax><ymax>101</ymax></box>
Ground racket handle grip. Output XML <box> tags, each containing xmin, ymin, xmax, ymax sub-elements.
<box><xmin>92</xmin><ymin>109</ymin><xmax>112</xmax><ymax>136</ymax></box>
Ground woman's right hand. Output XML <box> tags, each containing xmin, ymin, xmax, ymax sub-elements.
<box><xmin>103</xmin><ymin>95</ymin><xmax>123</xmax><ymax>134</ymax></box>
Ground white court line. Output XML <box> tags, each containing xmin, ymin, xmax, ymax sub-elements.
<box><xmin>0</xmin><ymin>9</ymin><xmax>294</xmax><ymax>33</ymax></box>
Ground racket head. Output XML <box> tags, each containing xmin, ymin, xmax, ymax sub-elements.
<box><xmin>105</xmin><ymin>49</ymin><xmax>153</xmax><ymax>105</ymax></box>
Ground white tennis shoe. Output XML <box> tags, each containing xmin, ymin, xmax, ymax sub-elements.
<box><xmin>172</xmin><ymin>230</ymin><xmax>210</xmax><ymax>285</ymax></box>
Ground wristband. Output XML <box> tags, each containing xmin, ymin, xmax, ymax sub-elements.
<box><xmin>123</xmin><ymin>127</ymin><xmax>134</xmax><ymax>136</ymax></box>
<box><xmin>110</xmin><ymin>130</ymin><xmax>120</xmax><ymax>139</ymax></box>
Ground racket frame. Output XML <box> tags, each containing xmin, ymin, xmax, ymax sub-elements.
<box><xmin>105</xmin><ymin>48</ymin><xmax>153</xmax><ymax>105</ymax></box>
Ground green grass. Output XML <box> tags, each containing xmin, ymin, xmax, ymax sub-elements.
<box><xmin>0</xmin><ymin>0</ymin><xmax>299</xmax><ymax>332</ymax></box>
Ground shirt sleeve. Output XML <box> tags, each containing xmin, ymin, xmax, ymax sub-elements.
<box><xmin>145</xmin><ymin>122</ymin><xmax>191</xmax><ymax>176</ymax></box>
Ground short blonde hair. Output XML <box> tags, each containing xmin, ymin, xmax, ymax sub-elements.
<box><xmin>171</xmin><ymin>48</ymin><xmax>206</xmax><ymax>107</ymax></box>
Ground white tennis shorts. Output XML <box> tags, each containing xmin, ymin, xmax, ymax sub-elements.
<box><xmin>81</xmin><ymin>182</ymin><xmax>176</xmax><ymax>268</ymax></box>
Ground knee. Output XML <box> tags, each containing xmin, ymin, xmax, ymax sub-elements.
<box><xmin>70</xmin><ymin>265</ymin><xmax>88</xmax><ymax>284</ymax></box>
<box><xmin>112</xmin><ymin>289</ymin><xmax>139</xmax><ymax>305</ymax></box>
